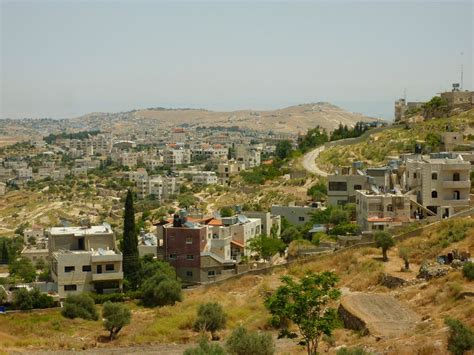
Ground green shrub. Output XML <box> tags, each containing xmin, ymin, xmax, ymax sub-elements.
<box><xmin>462</xmin><ymin>262</ymin><xmax>474</xmax><ymax>281</ymax></box>
<box><xmin>141</xmin><ymin>274</ymin><xmax>182</xmax><ymax>307</ymax></box>
<box><xmin>329</xmin><ymin>223</ymin><xmax>361</xmax><ymax>236</ymax></box>
<box><xmin>445</xmin><ymin>318</ymin><xmax>474</xmax><ymax>355</ymax></box>
<box><xmin>61</xmin><ymin>293</ymin><xmax>98</xmax><ymax>320</ymax></box>
<box><xmin>225</xmin><ymin>326</ymin><xmax>275</xmax><ymax>355</ymax></box>
<box><xmin>89</xmin><ymin>292</ymin><xmax>126</xmax><ymax>304</ymax></box>
<box><xmin>184</xmin><ymin>337</ymin><xmax>226</xmax><ymax>355</ymax></box>
<box><xmin>193</xmin><ymin>302</ymin><xmax>227</xmax><ymax>340</ymax></box>
<box><xmin>13</xmin><ymin>288</ymin><xmax>33</xmax><ymax>310</ymax></box>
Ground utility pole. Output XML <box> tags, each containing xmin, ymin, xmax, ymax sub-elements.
<box><xmin>460</xmin><ymin>52</ymin><xmax>464</xmax><ymax>90</ymax></box>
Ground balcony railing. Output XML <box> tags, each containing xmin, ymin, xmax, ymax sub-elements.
<box><xmin>92</xmin><ymin>272</ymin><xmax>123</xmax><ymax>282</ymax></box>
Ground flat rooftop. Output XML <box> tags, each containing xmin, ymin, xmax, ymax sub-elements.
<box><xmin>48</xmin><ymin>224</ymin><xmax>113</xmax><ymax>236</ymax></box>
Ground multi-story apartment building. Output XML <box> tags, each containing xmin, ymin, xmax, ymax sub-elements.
<box><xmin>244</xmin><ymin>211</ymin><xmax>281</xmax><ymax>237</ymax></box>
<box><xmin>356</xmin><ymin>190</ymin><xmax>411</xmax><ymax>232</ymax></box>
<box><xmin>192</xmin><ymin>171</ymin><xmax>218</xmax><ymax>185</ymax></box>
<box><xmin>47</xmin><ymin>224</ymin><xmax>123</xmax><ymax>298</ymax></box>
<box><xmin>164</xmin><ymin>148</ymin><xmax>191</xmax><ymax>166</ymax></box>
<box><xmin>404</xmin><ymin>153</ymin><xmax>471</xmax><ymax>217</ymax></box>
<box><xmin>217</xmin><ymin>160</ymin><xmax>245</xmax><ymax>185</ymax></box>
<box><xmin>119</xmin><ymin>153</ymin><xmax>138</xmax><ymax>168</ymax></box>
<box><xmin>135</xmin><ymin>175</ymin><xmax>178</xmax><ymax>200</ymax></box>
<box><xmin>235</xmin><ymin>145</ymin><xmax>261</xmax><ymax>168</ymax></box>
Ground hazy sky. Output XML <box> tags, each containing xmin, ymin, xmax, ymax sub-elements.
<box><xmin>1</xmin><ymin>0</ymin><xmax>472</xmax><ymax>120</ymax></box>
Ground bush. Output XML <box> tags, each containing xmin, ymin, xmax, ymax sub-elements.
<box><xmin>193</xmin><ymin>302</ymin><xmax>227</xmax><ymax>340</ymax></box>
<box><xmin>329</xmin><ymin>223</ymin><xmax>361</xmax><ymax>236</ymax></box>
<box><xmin>141</xmin><ymin>274</ymin><xmax>182</xmax><ymax>307</ymax></box>
<box><xmin>89</xmin><ymin>292</ymin><xmax>127</xmax><ymax>304</ymax></box>
<box><xmin>12</xmin><ymin>287</ymin><xmax>54</xmax><ymax>310</ymax></box>
<box><xmin>61</xmin><ymin>293</ymin><xmax>99</xmax><ymax>320</ymax></box>
<box><xmin>226</xmin><ymin>326</ymin><xmax>275</xmax><ymax>355</ymax></box>
<box><xmin>462</xmin><ymin>262</ymin><xmax>474</xmax><ymax>281</ymax></box>
<box><xmin>102</xmin><ymin>301</ymin><xmax>131</xmax><ymax>340</ymax></box>
<box><xmin>13</xmin><ymin>288</ymin><xmax>33</xmax><ymax>310</ymax></box>
<box><xmin>184</xmin><ymin>337</ymin><xmax>226</xmax><ymax>355</ymax></box>
<box><xmin>445</xmin><ymin>318</ymin><xmax>474</xmax><ymax>355</ymax></box>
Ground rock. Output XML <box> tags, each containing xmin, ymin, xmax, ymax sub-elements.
<box><xmin>379</xmin><ymin>273</ymin><xmax>406</xmax><ymax>289</ymax></box>
<box><xmin>417</xmin><ymin>263</ymin><xmax>450</xmax><ymax>280</ymax></box>
<box><xmin>338</xmin><ymin>292</ymin><xmax>420</xmax><ymax>337</ymax></box>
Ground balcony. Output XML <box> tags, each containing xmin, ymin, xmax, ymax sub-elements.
<box><xmin>442</xmin><ymin>199</ymin><xmax>470</xmax><ymax>207</ymax></box>
<box><xmin>92</xmin><ymin>271</ymin><xmax>123</xmax><ymax>282</ymax></box>
<box><xmin>442</xmin><ymin>180</ymin><xmax>471</xmax><ymax>189</ymax></box>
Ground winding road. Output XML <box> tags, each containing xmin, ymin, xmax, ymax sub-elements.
<box><xmin>302</xmin><ymin>145</ymin><xmax>328</xmax><ymax>177</ymax></box>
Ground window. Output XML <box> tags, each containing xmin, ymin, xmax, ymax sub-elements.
<box><xmin>169</xmin><ymin>254</ymin><xmax>177</xmax><ymax>260</ymax></box>
<box><xmin>298</xmin><ymin>216</ymin><xmax>305</xmax><ymax>222</ymax></box>
<box><xmin>208</xmin><ymin>270</ymin><xmax>216</xmax><ymax>276</ymax></box>
<box><xmin>413</xmin><ymin>173</ymin><xmax>417</xmax><ymax>179</ymax></box>
<box><xmin>82</xmin><ymin>265</ymin><xmax>91</xmax><ymax>272</ymax></box>
<box><xmin>186</xmin><ymin>271</ymin><xmax>193</xmax><ymax>277</ymax></box>
<box><xmin>431</xmin><ymin>173</ymin><xmax>437</xmax><ymax>180</ymax></box>
<box><xmin>453</xmin><ymin>190</ymin><xmax>460</xmax><ymax>200</ymax></box>
<box><xmin>453</xmin><ymin>173</ymin><xmax>460</xmax><ymax>181</ymax></box>
<box><xmin>64</xmin><ymin>284</ymin><xmax>77</xmax><ymax>291</ymax></box>
<box><xmin>64</xmin><ymin>266</ymin><xmax>75</xmax><ymax>273</ymax></box>
<box><xmin>186</xmin><ymin>237</ymin><xmax>193</xmax><ymax>244</ymax></box>
<box><xmin>354</xmin><ymin>184</ymin><xmax>362</xmax><ymax>190</ymax></box>
<box><xmin>328</xmin><ymin>181</ymin><xmax>347</xmax><ymax>191</ymax></box>
<box><xmin>387</xmin><ymin>204</ymin><xmax>393</xmax><ymax>212</ymax></box>
<box><xmin>105</xmin><ymin>264</ymin><xmax>114</xmax><ymax>271</ymax></box>
<box><xmin>431</xmin><ymin>190</ymin><xmax>438</xmax><ymax>198</ymax></box>
<box><xmin>186</xmin><ymin>254</ymin><xmax>194</xmax><ymax>260</ymax></box>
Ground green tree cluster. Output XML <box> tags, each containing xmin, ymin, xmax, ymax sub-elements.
<box><xmin>61</xmin><ymin>293</ymin><xmax>99</xmax><ymax>320</ymax></box>
<box><xmin>193</xmin><ymin>302</ymin><xmax>227</xmax><ymax>340</ymax></box>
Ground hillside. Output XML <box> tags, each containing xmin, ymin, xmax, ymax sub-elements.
<box><xmin>1</xmin><ymin>217</ymin><xmax>472</xmax><ymax>354</ymax></box>
<box><xmin>69</xmin><ymin>103</ymin><xmax>378</xmax><ymax>134</ymax></box>
<box><xmin>317</xmin><ymin>109</ymin><xmax>474</xmax><ymax>172</ymax></box>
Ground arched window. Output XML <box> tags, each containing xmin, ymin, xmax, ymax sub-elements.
<box><xmin>431</xmin><ymin>190</ymin><xmax>438</xmax><ymax>198</ymax></box>
<box><xmin>431</xmin><ymin>172</ymin><xmax>437</xmax><ymax>180</ymax></box>
<box><xmin>453</xmin><ymin>190</ymin><xmax>460</xmax><ymax>200</ymax></box>
<box><xmin>453</xmin><ymin>173</ymin><xmax>460</xmax><ymax>181</ymax></box>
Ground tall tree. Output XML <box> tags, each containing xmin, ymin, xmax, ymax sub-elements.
<box><xmin>122</xmin><ymin>189</ymin><xmax>140</xmax><ymax>289</ymax></box>
<box><xmin>1</xmin><ymin>240</ymin><xmax>9</xmax><ymax>264</ymax></box>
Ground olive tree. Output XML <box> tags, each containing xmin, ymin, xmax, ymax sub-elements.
<box><xmin>375</xmin><ymin>231</ymin><xmax>395</xmax><ymax>262</ymax></box>
<box><xmin>102</xmin><ymin>301</ymin><xmax>131</xmax><ymax>340</ymax></box>
<box><xmin>193</xmin><ymin>302</ymin><xmax>227</xmax><ymax>340</ymax></box>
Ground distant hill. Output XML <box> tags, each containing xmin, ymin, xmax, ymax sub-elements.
<box><xmin>71</xmin><ymin>102</ymin><xmax>379</xmax><ymax>134</ymax></box>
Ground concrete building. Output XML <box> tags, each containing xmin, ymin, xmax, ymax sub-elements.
<box><xmin>217</xmin><ymin>160</ymin><xmax>245</xmax><ymax>185</ymax></box>
<box><xmin>442</xmin><ymin>132</ymin><xmax>464</xmax><ymax>151</ymax></box>
<box><xmin>271</xmin><ymin>204</ymin><xmax>318</xmax><ymax>226</ymax></box>
<box><xmin>356</xmin><ymin>190</ymin><xmax>411</xmax><ymax>232</ymax></box>
<box><xmin>394</xmin><ymin>98</ymin><xmax>424</xmax><ymax>123</ymax></box>
<box><xmin>405</xmin><ymin>153</ymin><xmax>471</xmax><ymax>217</ymax></box>
<box><xmin>164</xmin><ymin>148</ymin><xmax>191</xmax><ymax>166</ymax></box>
<box><xmin>440</xmin><ymin>89</ymin><xmax>474</xmax><ymax>107</ymax></box>
<box><xmin>47</xmin><ymin>224</ymin><xmax>123</xmax><ymax>298</ymax></box>
<box><xmin>235</xmin><ymin>145</ymin><xmax>261</xmax><ymax>168</ymax></box>
<box><xmin>245</xmin><ymin>211</ymin><xmax>281</xmax><ymax>237</ymax></box>
<box><xmin>192</xmin><ymin>171</ymin><xmax>218</xmax><ymax>185</ymax></box>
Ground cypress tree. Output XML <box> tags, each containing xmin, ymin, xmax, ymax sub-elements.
<box><xmin>122</xmin><ymin>189</ymin><xmax>140</xmax><ymax>289</ymax></box>
<box><xmin>1</xmin><ymin>240</ymin><xmax>9</xmax><ymax>264</ymax></box>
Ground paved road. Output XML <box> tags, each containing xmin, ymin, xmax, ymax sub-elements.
<box><xmin>302</xmin><ymin>145</ymin><xmax>328</xmax><ymax>177</ymax></box>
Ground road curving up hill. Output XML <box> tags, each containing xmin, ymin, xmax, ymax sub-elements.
<box><xmin>338</xmin><ymin>292</ymin><xmax>421</xmax><ymax>337</ymax></box>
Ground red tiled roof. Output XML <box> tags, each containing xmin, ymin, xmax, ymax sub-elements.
<box><xmin>208</xmin><ymin>218</ymin><xmax>223</xmax><ymax>226</ymax></box>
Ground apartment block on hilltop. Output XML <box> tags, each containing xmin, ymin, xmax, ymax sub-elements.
<box><xmin>47</xmin><ymin>224</ymin><xmax>123</xmax><ymax>298</ymax></box>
